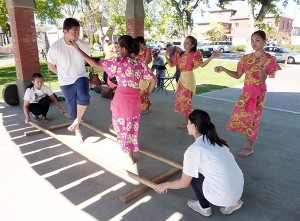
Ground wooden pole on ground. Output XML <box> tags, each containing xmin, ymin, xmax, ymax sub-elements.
<box><xmin>139</xmin><ymin>149</ymin><xmax>182</xmax><ymax>170</ymax></box>
<box><xmin>25</xmin><ymin>123</ymin><xmax>70</xmax><ymax>136</ymax></box>
<box><xmin>28</xmin><ymin>121</ymin><xmax>157</xmax><ymax>189</ymax></box>
<box><xmin>119</xmin><ymin>167</ymin><xmax>180</xmax><ymax>203</ymax></box>
<box><xmin>65</xmin><ymin>113</ymin><xmax>183</xmax><ymax>169</ymax></box>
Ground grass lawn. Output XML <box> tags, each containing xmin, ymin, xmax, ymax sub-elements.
<box><xmin>0</xmin><ymin>58</ymin><xmax>243</xmax><ymax>101</ymax></box>
<box><xmin>165</xmin><ymin>59</ymin><xmax>244</xmax><ymax>93</ymax></box>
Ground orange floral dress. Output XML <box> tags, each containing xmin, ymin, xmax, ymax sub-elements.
<box><xmin>171</xmin><ymin>50</ymin><xmax>203</xmax><ymax>116</ymax></box>
<box><xmin>137</xmin><ymin>47</ymin><xmax>153</xmax><ymax>112</ymax></box>
<box><xmin>227</xmin><ymin>52</ymin><xmax>281</xmax><ymax>141</ymax></box>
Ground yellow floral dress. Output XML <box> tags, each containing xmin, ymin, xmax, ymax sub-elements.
<box><xmin>227</xmin><ymin>52</ymin><xmax>281</xmax><ymax>141</ymax></box>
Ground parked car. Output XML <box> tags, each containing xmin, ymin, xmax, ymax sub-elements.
<box><xmin>197</xmin><ymin>42</ymin><xmax>214</xmax><ymax>58</ymax></box>
<box><xmin>149</xmin><ymin>40</ymin><xmax>166</xmax><ymax>50</ymax></box>
<box><xmin>264</xmin><ymin>46</ymin><xmax>300</xmax><ymax>64</ymax></box>
<box><xmin>210</xmin><ymin>41</ymin><xmax>233</xmax><ymax>53</ymax></box>
<box><xmin>146</xmin><ymin>43</ymin><xmax>161</xmax><ymax>54</ymax></box>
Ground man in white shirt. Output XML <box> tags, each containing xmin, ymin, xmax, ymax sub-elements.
<box><xmin>47</xmin><ymin>18</ymin><xmax>90</xmax><ymax>142</ymax></box>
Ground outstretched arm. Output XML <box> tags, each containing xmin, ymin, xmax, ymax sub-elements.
<box><xmin>214</xmin><ymin>66</ymin><xmax>244</xmax><ymax>79</ymax></box>
<box><xmin>70</xmin><ymin>40</ymin><xmax>104</xmax><ymax>71</ymax></box>
<box><xmin>155</xmin><ymin>173</ymin><xmax>193</xmax><ymax>194</ymax></box>
<box><xmin>194</xmin><ymin>50</ymin><xmax>221</xmax><ymax>69</ymax></box>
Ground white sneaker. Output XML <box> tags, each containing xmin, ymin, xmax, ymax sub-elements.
<box><xmin>187</xmin><ymin>200</ymin><xmax>212</xmax><ymax>217</ymax></box>
<box><xmin>220</xmin><ymin>199</ymin><xmax>243</xmax><ymax>215</ymax></box>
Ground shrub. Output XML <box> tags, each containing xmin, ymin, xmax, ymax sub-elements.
<box><xmin>233</xmin><ymin>45</ymin><xmax>246</xmax><ymax>52</ymax></box>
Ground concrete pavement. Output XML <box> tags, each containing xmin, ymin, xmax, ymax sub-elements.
<box><xmin>0</xmin><ymin>64</ymin><xmax>299</xmax><ymax>221</ymax></box>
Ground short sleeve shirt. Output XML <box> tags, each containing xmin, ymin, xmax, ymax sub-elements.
<box><xmin>183</xmin><ymin>136</ymin><xmax>244</xmax><ymax>206</ymax></box>
<box><xmin>23</xmin><ymin>85</ymin><xmax>53</xmax><ymax>103</ymax></box>
<box><xmin>47</xmin><ymin>38</ymin><xmax>90</xmax><ymax>86</ymax></box>
<box><xmin>100</xmin><ymin>57</ymin><xmax>155</xmax><ymax>89</ymax></box>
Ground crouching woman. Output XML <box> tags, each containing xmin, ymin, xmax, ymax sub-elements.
<box><xmin>155</xmin><ymin>109</ymin><xmax>244</xmax><ymax>217</ymax></box>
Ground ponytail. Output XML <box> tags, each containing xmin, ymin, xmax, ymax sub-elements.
<box><xmin>119</xmin><ymin>35</ymin><xmax>140</xmax><ymax>57</ymax></box>
<box><xmin>189</xmin><ymin>109</ymin><xmax>229</xmax><ymax>147</ymax></box>
<box><xmin>206</xmin><ymin>122</ymin><xmax>229</xmax><ymax>147</ymax></box>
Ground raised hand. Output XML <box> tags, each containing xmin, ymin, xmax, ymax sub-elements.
<box><xmin>214</xmin><ymin>66</ymin><xmax>224</xmax><ymax>73</ymax></box>
<box><xmin>211</xmin><ymin>50</ymin><xmax>222</xmax><ymax>58</ymax></box>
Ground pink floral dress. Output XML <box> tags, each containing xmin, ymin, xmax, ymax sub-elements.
<box><xmin>227</xmin><ymin>52</ymin><xmax>281</xmax><ymax>141</ymax></box>
<box><xmin>100</xmin><ymin>57</ymin><xmax>155</xmax><ymax>152</ymax></box>
<box><xmin>171</xmin><ymin>50</ymin><xmax>203</xmax><ymax>116</ymax></box>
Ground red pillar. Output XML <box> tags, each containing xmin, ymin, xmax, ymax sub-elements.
<box><xmin>126</xmin><ymin>0</ymin><xmax>145</xmax><ymax>38</ymax></box>
<box><xmin>6</xmin><ymin>0</ymin><xmax>40</xmax><ymax>104</ymax></box>
<box><xmin>126</xmin><ymin>18</ymin><xmax>144</xmax><ymax>38</ymax></box>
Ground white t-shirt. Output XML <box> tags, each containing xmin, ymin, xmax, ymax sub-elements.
<box><xmin>23</xmin><ymin>85</ymin><xmax>53</xmax><ymax>104</ymax></box>
<box><xmin>183</xmin><ymin>136</ymin><xmax>244</xmax><ymax>207</ymax></box>
<box><xmin>47</xmin><ymin>38</ymin><xmax>90</xmax><ymax>86</ymax></box>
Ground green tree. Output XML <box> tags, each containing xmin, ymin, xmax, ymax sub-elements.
<box><xmin>205</xmin><ymin>22</ymin><xmax>227</xmax><ymax>41</ymax></box>
<box><xmin>165</xmin><ymin>0</ymin><xmax>209</xmax><ymax>38</ymax></box>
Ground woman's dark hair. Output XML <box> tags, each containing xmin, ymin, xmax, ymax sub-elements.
<box><xmin>252</xmin><ymin>30</ymin><xmax>266</xmax><ymax>41</ymax></box>
<box><xmin>118</xmin><ymin>35</ymin><xmax>140</xmax><ymax>57</ymax></box>
<box><xmin>134</xmin><ymin>36</ymin><xmax>146</xmax><ymax>45</ymax></box>
<box><xmin>28</xmin><ymin>73</ymin><xmax>43</xmax><ymax>89</ymax></box>
<box><xmin>63</xmin><ymin>18</ymin><xmax>80</xmax><ymax>31</ymax></box>
<box><xmin>180</xmin><ymin>35</ymin><xmax>197</xmax><ymax>56</ymax></box>
<box><xmin>189</xmin><ymin>109</ymin><xmax>229</xmax><ymax>147</ymax></box>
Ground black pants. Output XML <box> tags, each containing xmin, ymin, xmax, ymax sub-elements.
<box><xmin>29</xmin><ymin>96</ymin><xmax>50</xmax><ymax>117</ymax></box>
<box><xmin>191</xmin><ymin>173</ymin><xmax>210</xmax><ymax>208</ymax></box>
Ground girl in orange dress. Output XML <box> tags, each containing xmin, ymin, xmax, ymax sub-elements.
<box><xmin>165</xmin><ymin>36</ymin><xmax>220</xmax><ymax>128</ymax></box>
<box><xmin>135</xmin><ymin>36</ymin><xmax>153</xmax><ymax>114</ymax></box>
<box><xmin>215</xmin><ymin>30</ymin><xmax>281</xmax><ymax>157</ymax></box>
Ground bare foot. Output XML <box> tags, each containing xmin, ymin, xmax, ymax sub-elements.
<box><xmin>125</xmin><ymin>152</ymin><xmax>135</xmax><ymax>164</ymax></box>
<box><xmin>75</xmin><ymin>128</ymin><xmax>83</xmax><ymax>143</ymax></box>
<box><xmin>237</xmin><ymin>144</ymin><xmax>253</xmax><ymax>157</ymax></box>
<box><xmin>141</xmin><ymin>108</ymin><xmax>150</xmax><ymax>114</ymax></box>
<box><xmin>177</xmin><ymin>122</ymin><xmax>187</xmax><ymax>129</ymax></box>
<box><xmin>109</xmin><ymin>124</ymin><xmax>117</xmax><ymax>135</ymax></box>
<box><xmin>68</xmin><ymin>118</ymin><xmax>80</xmax><ymax>132</ymax></box>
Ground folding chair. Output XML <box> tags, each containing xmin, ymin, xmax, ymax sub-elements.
<box><xmin>152</xmin><ymin>65</ymin><xmax>176</xmax><ymax>94</ymax></box>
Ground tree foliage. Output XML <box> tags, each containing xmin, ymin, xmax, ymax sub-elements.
<box><xmin>165</xmin><ymin>0</ymin><xmax>209</xmax><ymax>38</ymax></box>
<box><xmin>205</xmin><ymin>22</ymin><xmax>227</xmax><ymax>41</ymax></box>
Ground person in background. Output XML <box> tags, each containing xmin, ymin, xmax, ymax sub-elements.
<box><xmin>135</xmin><ymin>36</ymin><xmax>153</xmax><ymax>114</ymax></box>
<box><xmin>70</xmin><ymin>35</ymin><xmax>156</xmax><ymax>164</ymax></box>
<box><xmin>156</xmin><ymin>109</ymin><xmax>244</xmax><ymax>217</ymax></box>
<box><xmin>151</xmin><ymin>52</ymin><xmax>166</xmax><ymax>88</ymax></box>
<box><xmin>23</xmin><ymin>73</ymin><xmax>65</xmax><ymax>124</ymax></box>
<box><xmin>165</xmin><ymin>36</ymin><xmax>220</xmax><ymax>128</ymax></box>
<box><xmin>103</xmin><ymin>36</ymin><xmax>117</xmax><ymax>84</ymax></box>
<box><xmin>214</xmin><ymin>30</ymin><xmax>281</xmax><ymax>157</ymax></box>
<box><xmin>47</xmin><ymin>18</ymin><xmax>90</xmax><ymax>143</ymax></box>
<box><xmin>165</xmin><ymin>43</ymin><xmax>183</xmax><ymax>82</ymax></box>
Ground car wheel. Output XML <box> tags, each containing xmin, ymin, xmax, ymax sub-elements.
<box><xmin>287</xmin><ymin>57</ymin><xmax>295</xmax><ymax>64</ymax></box>
<box><xmin>219</xmin><ymin>48</ymin><xmax>224</xmax><ymax>53</ymax></box>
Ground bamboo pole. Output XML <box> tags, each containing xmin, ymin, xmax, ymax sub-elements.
<box><xmin>65</xmin><ymin>113</ymin><xmax>183</xmax><ymax>169</ymax></box>
<box><xmin>28</xmin><ymin>121</ymin><xmax>157</xmax><ymax>190</ymax></box>
<box><xmin>25</xmin><ymin>123</ymin><xmax>71</xmax><ymax>136</ymax></box>
<box><xmin>119</xmin><ymin>167</ymin><xmax>180</xmax><ymax>203</ymax></box>
<box><xmin>139</xmin><ymin>149</ymin><xmax>183</xmax><ymax>170</ymax></box>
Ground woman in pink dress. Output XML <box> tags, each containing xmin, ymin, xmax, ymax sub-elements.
<box><xmin>215</xmin><ymin>30</ymin><xmax>281</xmax><ymax>157</ymax></box>
<box><xmin>165</xmin><ymin>36</ymin><xmax>220</xmax><ymax>128</ymax></box>
<box><xmin>71</xmin><ymin>35</ymin><xmax>156</xmax><ymax>163</ymax></box>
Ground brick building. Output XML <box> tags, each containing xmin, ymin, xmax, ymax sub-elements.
<box><xmin>195</xmin><ymin>1</ymin><xmax>293</xmax><ymax>45</ymax></box>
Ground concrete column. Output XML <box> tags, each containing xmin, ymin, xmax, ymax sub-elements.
<box><xmin>6</xmin><ymin>0</ymin><xmax>40</xmax><ymax>105</ymax></box>
<box><xmin>126</xmin><ymin>0</ymin><xmax>145</xmax><ymax>38</ymax></box>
